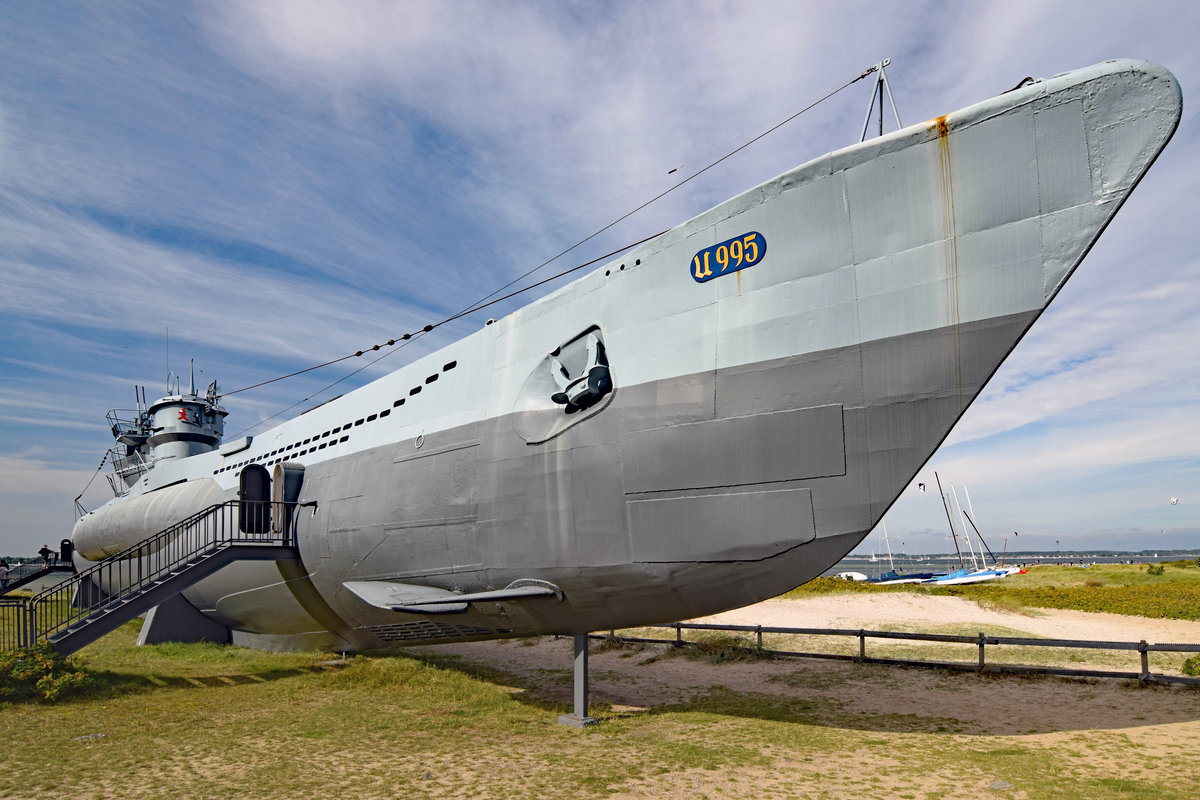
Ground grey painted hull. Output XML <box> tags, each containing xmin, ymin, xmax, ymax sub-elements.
<box><xmin>71</xmin><ymin>59</ymin><xmax>1182</xmax><ymax>651</ymax></box>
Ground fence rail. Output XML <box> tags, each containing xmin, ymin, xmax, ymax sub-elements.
<box><xmin>0</xmin><ymin>597</ymin><xmax>30</xmax><ymax>651</ymax></box>
<box><xmin>593</xmin><ymin>621</ymin><xmax>1200</xmax><ymax>686</ymax></box>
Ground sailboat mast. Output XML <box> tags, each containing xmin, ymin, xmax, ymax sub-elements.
<box><xmin>882</xmin><ymin>521</ymin><xmax>895</xmax><ymax>572</ymax></box>
<box><xmin>952</xmin><ymin>484</ymin><xmax>979</xmax><ymax>569</ymax></box>
<box><xmin>965</xmin><ymin>486</ymin><xmax>990</xmax><ymax>566</ymax></box>
<box><xmin>935</xmin><ymin>472</ymin><xmax>964</xmax><ymax>568</ymax></box>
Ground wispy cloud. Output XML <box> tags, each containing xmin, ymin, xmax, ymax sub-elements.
<box><xmin>948</xmin><ymin>260</ymin><xmax>1200</xmax><ymax>445</ymax></box>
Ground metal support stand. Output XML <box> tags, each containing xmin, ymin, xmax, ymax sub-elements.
<box><xmin>859</xmin><ymin>58</ymin><xmax>903</xmax><ymax>142</ymax></box>
<box><xmin>558</xmin><ymin>633</ymin><xmax>598</xmax><ymax>728</ymax></box>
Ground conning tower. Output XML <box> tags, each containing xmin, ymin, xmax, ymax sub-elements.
<box><xmin>104</xmin><ymin>373</ymin><xmax>227</xmax><ymax>493</ymax></box>
<box><xmin>145</xmin><ymin>386</ymin><xmax>227</xmax><ymax>460</ymax></box>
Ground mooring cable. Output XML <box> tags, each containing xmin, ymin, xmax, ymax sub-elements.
<box><xmin>222</xmin><ymin>64</ymin><xmax>876</xmax><ymax>432</ymax></box>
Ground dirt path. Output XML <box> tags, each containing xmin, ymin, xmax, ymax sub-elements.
<box><xmin>415</xmin><ymin>594</ymin><xmax>1200</xmax><ymax>748</ymax></box>
<box><xmin>409</xmin><ymin>595</ymin><xmax>1200</xmax><ymax>798</ymax></box>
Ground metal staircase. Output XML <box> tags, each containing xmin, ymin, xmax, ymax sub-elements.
<box><xmin>0</xmin><ymin>501</ymin><xmax>300</xmax><ymax>655</ymax></box>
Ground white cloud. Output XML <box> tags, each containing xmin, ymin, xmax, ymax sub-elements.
<box><xmin>948</xmin><ymin>259</ymin><xmax>1200</xmax><ymax>445</ymax></box>
<box><xmin>203</xmin><ymin>2</ymin><xmax>946</xmax><ymax>250</ymax></box>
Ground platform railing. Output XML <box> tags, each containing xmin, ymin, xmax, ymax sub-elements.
<box><xmin>3</xmin><ymin>562</ymin><xmax>64</xmax><ymax>584</ymax></box>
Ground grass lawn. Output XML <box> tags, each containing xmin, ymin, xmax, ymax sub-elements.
<box><xmin>0</xmin><ymin>612</ymin><xmax>1196</xmax><ymax>800</ymax></box>
<box><xmin>2</xmin><ymin>563</ymin><xmax>1199</xmax><ymax>799</ymax></box>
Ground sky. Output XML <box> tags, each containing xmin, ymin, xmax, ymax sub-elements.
<box><xmin>0</xmin><ymin>1</ymin><xmax>1197</xmax><ymax>558</ymax></box>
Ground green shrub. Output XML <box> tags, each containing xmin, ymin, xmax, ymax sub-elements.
<box><xmin>675</xmin><ymin>633</ymin><xmax>770</xmax><ymax>664</ymax></box>
<box><xmin>0</xmin><ymin>642</ymin><xmax>93</xmax><ymax>702</ymax></box>
<box><xmin>1146</xmin><ymin>564</ymin><xmax>1165</xmax><ymax>576</ymax></box>
<box><xmin>1184</xmin><ymin>655</ymin><xmax>1200</xmax><ymax>677</ymax></box>
<box><xmin>784</xmin><ymin>576</ymin><xmax>878</xmax><ymax>596</ymax></box>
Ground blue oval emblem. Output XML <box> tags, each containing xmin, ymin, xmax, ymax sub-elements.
<box><xmin>691</xmin><ymin>232</ymin><xmax>766</xmax><ymax>283</ymax></box>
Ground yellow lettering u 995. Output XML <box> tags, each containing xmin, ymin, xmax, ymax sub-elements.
<box><xmin>690</xmin><ymin>231</ymin><xmax>766</xmax><ymax>283</ymax></box>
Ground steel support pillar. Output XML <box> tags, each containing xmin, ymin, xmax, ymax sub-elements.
<box><xmin>558</xmin><ymin>633</ymin><xmax>598</xmax><ymax>728</ymax></box>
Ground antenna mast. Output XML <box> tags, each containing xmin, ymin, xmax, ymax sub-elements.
<box><xmin>859</xmin><ymin>58</ymin><xmax>903</xmax><ymax>142</ymax></box>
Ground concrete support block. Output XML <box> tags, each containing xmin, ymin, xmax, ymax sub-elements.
<box><xmin>137</xmin><ymin>594</ymin><xmax>231</xmax><ymax>646</ymax></box>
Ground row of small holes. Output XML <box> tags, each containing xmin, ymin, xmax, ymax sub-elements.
<box><xmin>213</xmin><ymin>360</ymin><xmax>459</xmax><ymax>475</ymax></box>
<box><xmin>604</xmin><ymin>258</ymin><xmax>641</xmax><ymax>277</ymax></box>
<box><xmin>215</xmin><ymin>434</ymin><xmax>351</xmax><ymax>474</ymax></box>
<box><xmin>397</xmin><ymin>360</ymin><xmax>455</xmax><ymax>406</ymax></box>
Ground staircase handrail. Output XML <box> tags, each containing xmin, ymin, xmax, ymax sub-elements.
<box><xmin>23</xmin><ymin>500</ymin><xmax>298</xmax><ymax>645</ymax></box>
<box><xmin>62</xmin><ymin>500</ymin><xmax>246</xmax><ymax>583</ymax></box>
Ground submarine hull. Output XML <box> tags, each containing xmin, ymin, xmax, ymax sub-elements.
<box><xmin>71</xmin><ymin>59</ymin><xmax>1182</xmax><ymax>650</ymax></box>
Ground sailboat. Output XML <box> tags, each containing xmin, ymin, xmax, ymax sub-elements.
<box><xmin>866</xmin><ymin>522</ymin><xmax>935</xmax><ymax>584</ymax></box>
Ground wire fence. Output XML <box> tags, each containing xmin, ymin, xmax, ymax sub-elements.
<box><xmin>594</xmin><ymin>621</ymin><xmax>1200</xmax><ymax>686</ymax></box>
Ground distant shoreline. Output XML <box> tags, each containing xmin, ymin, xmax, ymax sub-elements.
<box><xmin>825</xmin><ymin>550</ymin><xmax>1199</xmax><ymax>577</ymax></box>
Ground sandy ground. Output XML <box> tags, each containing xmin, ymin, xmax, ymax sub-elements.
<box><xmin>698</xmin><ymin>592</ymin><xmax>1200</xmax><ymax>644</ymax></box>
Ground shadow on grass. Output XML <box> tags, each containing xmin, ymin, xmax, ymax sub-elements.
<box><xmin>3</xmin><ymin>631</ymin><xmax>351</xmax><ymax>706</ymax></box>
<box><xmin>0</xmin><ymin>662</ymin><xmax>340</xmax><ymax>707</ymax></box>
<box><xmin>100</xmin><ymin>664</ymin><xmax>329</xmax><ymax>691</ymax></box>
